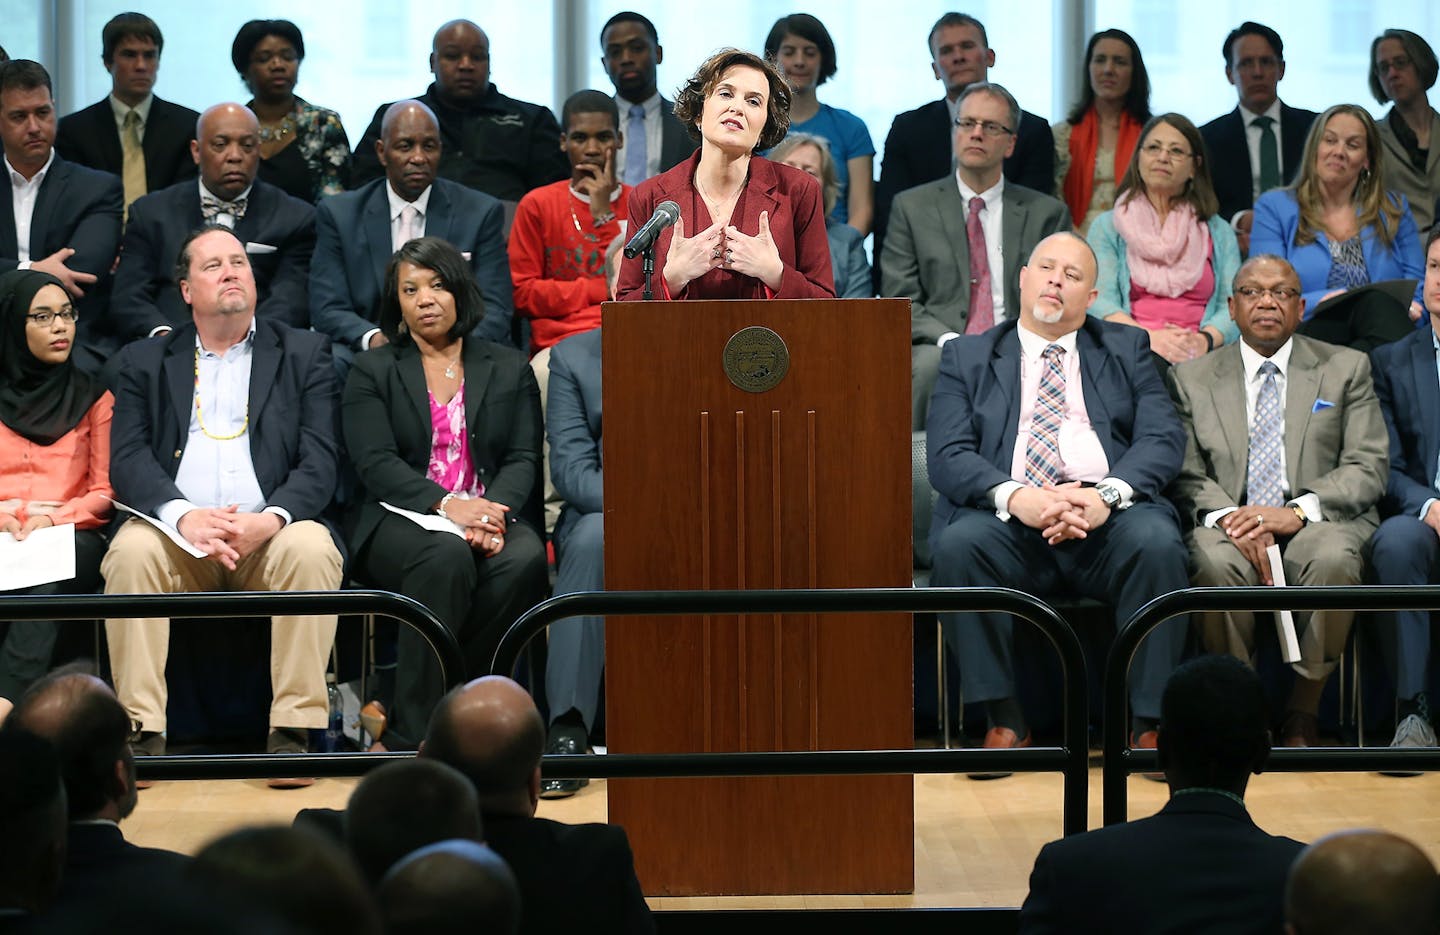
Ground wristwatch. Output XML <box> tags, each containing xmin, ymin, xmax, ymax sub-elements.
<box><xmin>1290</xmin><ymin>504</ymin><xmax>1309</xmax><ymax>526</ymax></box>
<box><xmin>1095</xmin><ymin>483</ymin><xmax>1122</xmax><ymax>510</ymax></box>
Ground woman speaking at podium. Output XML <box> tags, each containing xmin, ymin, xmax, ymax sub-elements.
<box><xmin>616</xmin><ymin>49</ymin><xmax>835</xmax><ymax>300</ymax></box>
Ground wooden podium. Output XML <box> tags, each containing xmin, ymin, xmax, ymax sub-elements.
<box><xmin>601</xmin><ymin>299</ymin><xmax>914</xmax><ymax>896</ymax></box>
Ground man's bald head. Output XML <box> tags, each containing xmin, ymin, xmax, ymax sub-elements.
<box><xmin>379</xmin><ymin>839</ymin><xmax>519</xmax><ymax>935</ymax></box>
<box><xmin>430</xmin><ymin>20</ymin><xmax>490</xmax><ymax>104</ymax></box>
<box><xmin>378</xmin><ymin>101</ymin><xmax>442</xmax><ymax>202</ymax></box>
<box><xmin>1286</xmin><ymin>829</ymin><xmax>1440</xmax><ymax>935</ymax></box>
<box><xmin>421</xmin><ymin>676</ymin><xmax>545</xmax><ymax>809</ymax></box>
<box><xmin>1017</xmin><ymin>232</ymin><xmax>1101</xmax><ymax>337</ymax></box>
<box><xmin>192</xmin><ymin>103</ymin><xmax>260</xmax><ymax>201</ymax></box>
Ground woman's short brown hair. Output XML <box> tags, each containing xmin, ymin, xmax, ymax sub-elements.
<box><xmin>673</xmin><ymin>48</ymin><xmax>791</xmax><ymax>153</ymax></box>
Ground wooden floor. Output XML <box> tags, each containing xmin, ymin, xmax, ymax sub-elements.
<box><xmin>125</xmin><ymin>762</ymin><xmax>1440</xmax><ymax>910</ymax></box>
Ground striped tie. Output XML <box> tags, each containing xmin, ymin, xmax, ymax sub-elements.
<box><xmin>1024</xmin><ymin>344</ymin><xmax>1066</xmax><ymax>487</ymax></box>
<box><xmin>1246</xmin><ymin>360</ymin><xmax>1284</xmax><ymax>507</ymax></box>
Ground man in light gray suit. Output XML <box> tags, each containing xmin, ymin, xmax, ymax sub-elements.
<box><xmin>883</xmin><ymin>81</ymin><xmax>1071</xmax><ymax>429</ymax></box>
<box><xmin>1168</xmin><ymin>255</ymin><xmax>1388</xmax><ymax>748</ymax></box>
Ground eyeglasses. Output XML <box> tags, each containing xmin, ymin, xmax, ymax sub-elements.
<box><xmin>1377</xmin><ymin>55</ymin><xmax>1413</xmax><ymax>74</ymax></box>
<box><xmin>1140</xmin><ymin>142</ymin><xmax>1193</xmax><ymax>160</ymax></box>
<box><xmin>26</xmin><ymin>309</ymin><xmax>79</xmax><ymax>326</ymax></box>
<box><xmin>954</xmin><ymin>117</ymin><xmax>1014</xmax><ymax>137</ymax></box>
<box><xmin>1236</xmin><ymin>286</ymin><xmax>1301</xmax><ymax>302</ymax></box>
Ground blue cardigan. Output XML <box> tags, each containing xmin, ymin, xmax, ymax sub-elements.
<box><xmin>1250</xmin><ymin>188</ymin><xmax>1423</xmax><ymax>316</ymax></box>
<box><xmin>1086</xmin><ymin>210</ymin><xmax>1241</xmax><ymax>345</ymax></box>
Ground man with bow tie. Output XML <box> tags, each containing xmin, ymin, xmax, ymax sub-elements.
<box><xmin>110</xmin><ymin>102</ymin><xmax>315</xmax><ymax>346</ymax></box>
<box><xmin>1168</xmin><ymin>255</ymin><xmax>1387</xmax><ymax>748</ymax></box>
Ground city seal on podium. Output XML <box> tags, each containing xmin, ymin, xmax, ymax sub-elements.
<box><xmin>722</xmin><ymin>326</ymin><xmax>790</xmax><ymax>393</ymax></box>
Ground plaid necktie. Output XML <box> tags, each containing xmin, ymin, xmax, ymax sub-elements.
<box><xmin>1024</xmin><ymin>344</ymin><xmax>1066</xmax><ymax>487</ymax></box>
<box><xmin>1246</xmin><ymin>360</ymin><xmax>1285</xmax><ymax>507</ymax></box>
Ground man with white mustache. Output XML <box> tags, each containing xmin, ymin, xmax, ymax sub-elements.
<box><xmin>927</xmin><ymin>231</ymin><xmax>1191</xmax><ymax>770</ymax></box>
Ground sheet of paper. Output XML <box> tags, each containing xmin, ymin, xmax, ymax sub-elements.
<box><xmin>1266</xmin><ymin>543</ymin><xmax>1301</xmax><ymax>664</ymax></box>
<box><xmin>0</xmin><ymin>522</ymin><xmax>76</xmax><ymax>590</ymax></box>
<box><xmin>380</xmin><ymin>501</ymin><xmax>466</xmax><ymax>538</ymax></box>
<box><xmin>109</xmin><ymin>498</ymin><xmax>207</xmax><ymax>558</ymax></box>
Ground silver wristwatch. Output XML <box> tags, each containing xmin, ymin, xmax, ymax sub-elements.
<box><xmin>1095</xmin><ymin>483</ymin><xmax>1122</xmax><ymax>510</ymax></box>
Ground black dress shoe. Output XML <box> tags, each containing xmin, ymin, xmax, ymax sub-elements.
<box><xmin>540</xmin><ymin>730</ymin><xmax>590</xmax><ymax>799</ymax></box>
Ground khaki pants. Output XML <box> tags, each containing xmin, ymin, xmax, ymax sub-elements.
<box><xmin>102</xmin><ymin>518</ymin><xmax>342</xmax><ymax>732</ymax></box>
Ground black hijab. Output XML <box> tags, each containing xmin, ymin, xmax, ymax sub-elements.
<box><xmin>0</xmin><ymin>269</ymin><xmax>104</xmax><ymax>446</ymax></box>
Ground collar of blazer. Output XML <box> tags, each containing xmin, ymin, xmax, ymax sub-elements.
<box><xmin>651</xmin><ymin>150</ymin><xmax>782</xmax><ymax>230</ymax></box>
<box><xmin>392</xmin><ymin>337</ymin><xmax>497</xmax><ymax>442</ymax></box>
<box><xmin>161</xmin><ymin>318</ymin><xmax>280</xmax><ymax>442</ymax></box>
<box><xmin>1203</xmin><ymin>335</ymin><xmax>1323</xmax><ymax>491</ymax></box>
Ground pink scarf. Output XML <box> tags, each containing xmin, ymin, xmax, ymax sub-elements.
<box><xmin>1110</xmin><ymin>193</ymin><xmax>1210</xmax><ymax>297</ymax></box>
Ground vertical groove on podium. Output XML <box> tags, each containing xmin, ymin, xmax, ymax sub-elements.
<box><xmin>771</xmin><ymin>409</ymin><xmax>783</xmax><ymax>741</ymax></box>
<box><xmin>807</xmin><ymin>410</ymin><xmax>819</xmax><ymax>748</ymax></box>
<box><xmin>699</xmin><ymin>411</ymin><xmax>712</xmax><ymax>749</ymax></box>
<box><xmin>734</xmin><ymin>410</ymin><xmax>746</xmax><ymax>748</ymax></box>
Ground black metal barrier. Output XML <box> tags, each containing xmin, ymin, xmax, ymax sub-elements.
<box><xmin>1103</xmin><ymin>585</ymin><xmax>1440</xmax><ymax>827</ymax></box>
<box><xmin>0</xmin><ymin>590</ymin><xmax>460</xmax><ymax>781</ymax></box>
<box><xmin>492</xmin><ymin>587</ymin><xmax>1091</xmax><ymax>837</ymax></box>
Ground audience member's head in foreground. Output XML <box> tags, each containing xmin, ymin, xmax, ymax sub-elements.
<box><xmin>345</xmin><ymin>757</ymin><xmax>483</xmax><ymax>884</ymax></box>
<box><xmin>0</xmin><ymin>729</ymin><xmax>66</xmax><ymax>914</ymax></box>
<box><xmin>379</xmin><ymin>838</ymin><xmax>520</xmax><ymax>935</ymax></box>
<box><xmin>1157</xmin><ymin>654</ymin><xmax>1270</xmax><ymax>796</ymax></box>
<box><xmin>421</xmin><ymin>674</ymin><xmax>547</xmax><ymax>816</ymax></box>
<box><xmin>1285</xmin><ymin>828</ymin><xmax>1440</xmax><ymax>935</ymax></box>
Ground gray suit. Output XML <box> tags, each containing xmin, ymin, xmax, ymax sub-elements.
<box><xmin>882</xmin><ymin>176</ymin><xmax>1070</xmax><ymax>428</ymax></box>
<box><xmin>1168</xmin><ymin>335</ymin><xmax>1388</xmax><ymax>679</ymax></box>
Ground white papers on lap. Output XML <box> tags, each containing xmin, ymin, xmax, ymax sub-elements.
<box><xmin>0</xmin><ymin>522</ymin><xmax>77</xmax><ymax>590</ymax></box>
<box><xmin>1267</xmin><ymin>543</ymin><xmax>1301</xmax><ymax>663</ymax></box>
<box><xmin>109</xmin><ymin>499</ymin><xmax>207</xmax><ymax>558</ymax></box>
<box><xmin>380</xmin><ymin>502</ymin><xmax>466</xmax><ymax>538</ymax></box>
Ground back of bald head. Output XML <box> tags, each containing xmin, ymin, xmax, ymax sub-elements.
<box><xmin>346</xmin><ymin>758</ymin><xmax>482</xmax><ymax>885</ymax></box>
<box><xmin>421</xmin><ymin>676</ymin><xmax>545</xmax><ymax>797</ymax></box>
<box><xmin>381</xmin><ymin>99</ymin><xmax>439</xmax><ymax>138</ymax></box>
<box><xmin>380</xmin><ymin>839</ymin><xmax>519</xmax><ymax>935</ymax></box>
<box><xmin>1286</xmin><ymin>829</ymin><xmax>1440</xmax><ymax>935</ymax></box>
<box><xmin>195</xmin><ymin>102</ymin><xmax>259</xmax><ymax>139</ymax></box>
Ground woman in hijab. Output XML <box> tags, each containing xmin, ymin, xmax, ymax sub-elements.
<box><xmin>0</xmin><ymin>269</ymin><xmax>113</xmax><ymax>704</ymax></box>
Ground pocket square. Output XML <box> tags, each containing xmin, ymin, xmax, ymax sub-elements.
<box><xmin>245</xmin><ymin>242</ymin><xmax>278</xmax><ymax>254</ymax></box>
<box><xmin>1312</xmin><ymin>398</ymin><xmax>1335</xmax><ymax>412</ymax></box>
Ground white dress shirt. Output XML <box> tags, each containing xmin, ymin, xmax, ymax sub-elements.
<box><xmin>7</xmin><ymin>150</ymin><xmax>55</xmax><ymax>266</ymax></box>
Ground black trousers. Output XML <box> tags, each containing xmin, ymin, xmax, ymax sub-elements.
<box><xmin>0</xmin><ymin>528</ymin><xmax>107</xmax><ymax>700</ymax></box>
<box><xmin>356</xmin><ymin>513</ymin><xmax>548</xmax><ymax>747</ymax></box>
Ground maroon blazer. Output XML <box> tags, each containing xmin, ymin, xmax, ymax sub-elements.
<box><xmin>617</xmin><ymin>151</ymin><xmax>835</xmax><ymax>300</ymax></box>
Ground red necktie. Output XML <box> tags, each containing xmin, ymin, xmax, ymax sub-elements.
<box><xmin>965</xmin><ymin>196</ymin><xmax>994</xmax><ymax>334</ymax></box>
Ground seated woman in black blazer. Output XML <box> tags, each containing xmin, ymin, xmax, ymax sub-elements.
<box><xmin>343</xmin><ymin>237</ymin><xmax>548</xmax><ymax>749</ymax></box>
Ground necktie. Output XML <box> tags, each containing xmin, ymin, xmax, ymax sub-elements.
<box><xmin>625</xmin><ymin>104</ymin><xmax>647</xmax><ymax>185</ymax></box>
<box><xmin>1024</xmin><ymin>344</ymin><xmax>1066</xmax><ymax>487</ymax></box>
<box><xmin>121</xmin><ymin>109</ymin><xmax>146</xmax><ymax>214</ymax></box>
<box><xmin>1246</xmin><ymin>360</ymin><xmax>1285</xmax><ymax>507</ymax></box>
<box><xmin>1254</xmin><ymin>115</ymin><xmax>1280</xmax><ymax>194</ymax></box>
<box><xmin>201</xmin><ymin>193</ymin><xmax>248</xmax><ymax>228</ymax></box>
<box><xmin>965</xmin><ymin>196</ymin><xmax>994</xmax><ymax>334</ymax></box>
<box><xmin>397</xmin><ymin>203</ymin><xmax>421</xmax><ymax>249</ymax></box>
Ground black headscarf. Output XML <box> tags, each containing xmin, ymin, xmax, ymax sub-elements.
<box><xmin>0</xmin><ymin>269</ymin><xmax>104</xmax><ymax>446</ymax></box>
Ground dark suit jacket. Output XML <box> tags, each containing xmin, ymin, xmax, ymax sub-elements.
<box><xmin>1200</xmin><ymin>103</ymin><xmax>1319</xmax><ymax>222</ymax></box>
<box><xmin>310</xmin><ymin>177</ymin><xmax>514</xmax><ymax>348</ymax></box>
<box><xmin>875</xmin><ymin>100</ymin><xmax>1054</xmax><ymax>289</ymax></box>
<box><xmin>108</xmin><ymin>319</ymin><xmax>338</xmax><ymax>524</ymax></box>
<box><xmin>654</xmin><ymin>96</ymin><xmax>699</xmax><ymax>177</ymax></box>
<box><xmin>110</xmin><ymin>179</ymin><xmax>316</xmax><ymax>341</ymax></box>
<box><xmin>55</xmin><ymin>821</ymin><xmax>189</xmax><ymax>905</ymax></box>
<box><xmin>615</xmin><ymin>151</ymin><xmax>835</xmax><ymax>300</ymax></box>
<box><xmin>882</xmin><ymin>178</ymin><xmax>1071</xmax><ymax>342</ymax></box>
<box><xmin>0</xmin><ymin>154</ymin><xmax>122</xmax><ymax>350</ymax></box>
<box><xmin>1018</xmin><ymin>792</ymin><xmax>1304</xmax><ymax>934</ymax></box>
<box><xmin>548</xmin><ymin>328</ymin><xmax>602</xmax><ymax>513</ymax></box>
<box><xmin>1372</xmin><ymin>326</ymin><xmax>1440</xmax><ymax>517</ymax></box>
<box><xmin>342</xmin><ymin>337</ymin><xmax>543</xmax><ymax>551</ymax></box>
<box><xmin>927</xmin><ymin>317</ymin><xmax>1186</xmax><ymax>537</ymax></box>
<box><xmin>55</xmin><ymin>96</ymin><xmax>200</xmax><ymax>194</ymax></box>
<box><xmin>352</xmin><ymin>84</ymin><xmax>570</xmax><ymax>201</ymax></box>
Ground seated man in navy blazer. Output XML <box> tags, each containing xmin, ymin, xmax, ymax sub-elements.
<box><xmin>874</xmin><ymin>12</ymin><xmax>1054</xmax><ymax>289</ymax></box>
<box><xmin>927</xmin><ymin>231</ymin><xmax>1189</xmax><ymax>760</ymax></box>
<box><xmin>102</xmin><ymin>225</ymin><xmax>341</xmax><ymax>770</ymax></box>
<box><xmin>1370</xmin><ymin>225</ymin><xmax>1440</xmax><ymax>755</ymax></box>
<box><xmin>1199</xmin><ymin>22</ymin><xmax>1318</xmax><ymax>253</ymax></box>
<box><xmin>54</xmin><ymin>13</ymin><xmax>198</xmax><ymax>213</ymax></box>
<box><xmin>310</xmin><ymin>99</ymin><xmax>514</xmax><ymax>364</ymax></box>
<box><xmin>1019</xmin><ymin>655</ymin><xmax>1305</xmax><ymax>934</ymax></box>
<box><xmin>110</xmin><ymin>103</ymin><xmax>315</xmax><ymax>344</ymax></box>
<box><xmin>0</xmin><ymin>60</ymin><xmax>122</xmax><ymax>358</ymax></box>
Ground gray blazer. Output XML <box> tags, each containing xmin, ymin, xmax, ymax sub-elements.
<box><xmin>1378</xmin><ymin>107</ymin><xmax>1440</xmax><ymax>231</ymax></box>
<box><xmin>1167</xmin><ymin>334</ymin><xmax>1388</xmax><ymax>531</ymax></box>
<box><xmin>881</xmin><ymin>177</ymin><xmax>1070</xmax><ymax>344</ymax></box>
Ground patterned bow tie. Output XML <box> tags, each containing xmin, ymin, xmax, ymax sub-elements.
<box><xmin>201</xmin><ymin>193</ymin><xmax>248</xmax><ymax>223</ymax></box>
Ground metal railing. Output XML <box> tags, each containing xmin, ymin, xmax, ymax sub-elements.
<box><xmin>1102</xmin><ymin>585</ymin><xmax>1440</xmax><ymax>826</ymax></box>
<box><xmin>493</xmin><ymin>587</ymin><xmax>1091</xmax><ymax>837</ymax></box>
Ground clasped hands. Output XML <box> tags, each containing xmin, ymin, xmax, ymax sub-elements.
<box><xmin>440</xmin><ymin>495</ymin><xmax>509</xmax><ymax>558</ymax></box>
<box><xmin>663</xmin><ymin>211</ymin><xmax>783</xmax><ymax>294</ymax></box>
<box><xmin>1216</xmin><ymin>505</ymin><xmax>1302</xmax><ymax>586</ymax></box>
<box><xmin>0</xmin><ymin>512</ymin><xmax>55</xmax><ymax>541</ymax></box>
<box><xmin>177</xmin><ymin>505</ymin><xmax>283</xmax><ymax>571</ymax></box>
<box><xmin>1009</xmin><ymin>481</ymin><xmax>1112</xmax><ymax>545</ymax></box>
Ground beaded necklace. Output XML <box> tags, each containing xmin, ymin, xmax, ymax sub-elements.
<box><xmin>193</xmin><ymin>345</ymin><xmax>248</xmax><ymax>440</ymax></box>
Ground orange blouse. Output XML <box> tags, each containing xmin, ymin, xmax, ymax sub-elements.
<box><xmin>0</xmin><ymin>391</ymin><xmax>114</xmax><ymax>530</ymax></box>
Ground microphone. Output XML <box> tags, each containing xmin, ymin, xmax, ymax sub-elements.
<box><xmin>623</xmin><ymin>201</ymin><xmax>681</xmax><ymax>258</ymax></box>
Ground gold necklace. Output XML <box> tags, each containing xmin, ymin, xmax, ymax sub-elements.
<box><xmin>193</xmin><ymin>345</ymin><xmax>248</xmax><ymax>441</ymax></box>
<box><xmin>695</xmin><ymin>174</ymin><xmax>746</xmax><ymax>223</ymax></box>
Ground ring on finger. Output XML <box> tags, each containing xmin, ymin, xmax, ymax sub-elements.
<box><xmin>481</xmin><ymin>515</ymin><xmax>490</xmax><ymax>525</ymax></box>
<box><xmin>492</xmin><ymin>536</ymin><xmax>500</xmax><ymax>545</ymax></box>
<box><xmin>712</xmin><ymin>247</ymin><xmax>721</xmax><ymax>259</ymax></box>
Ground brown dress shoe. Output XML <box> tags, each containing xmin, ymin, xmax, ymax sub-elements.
<box><xmin>967</xmin><ymin>727</ymin><xmax>1031</xmax><ymax>781</ymax></box>
<box><xmin>266</xmin><ymin>727</ymin><xmax>315</xmax><ymax>789</ymax></box>
<box><xmin>1280</xmin><ymin>711</ymin><xmax>1320</xmax><ymax>748</ymax></box>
